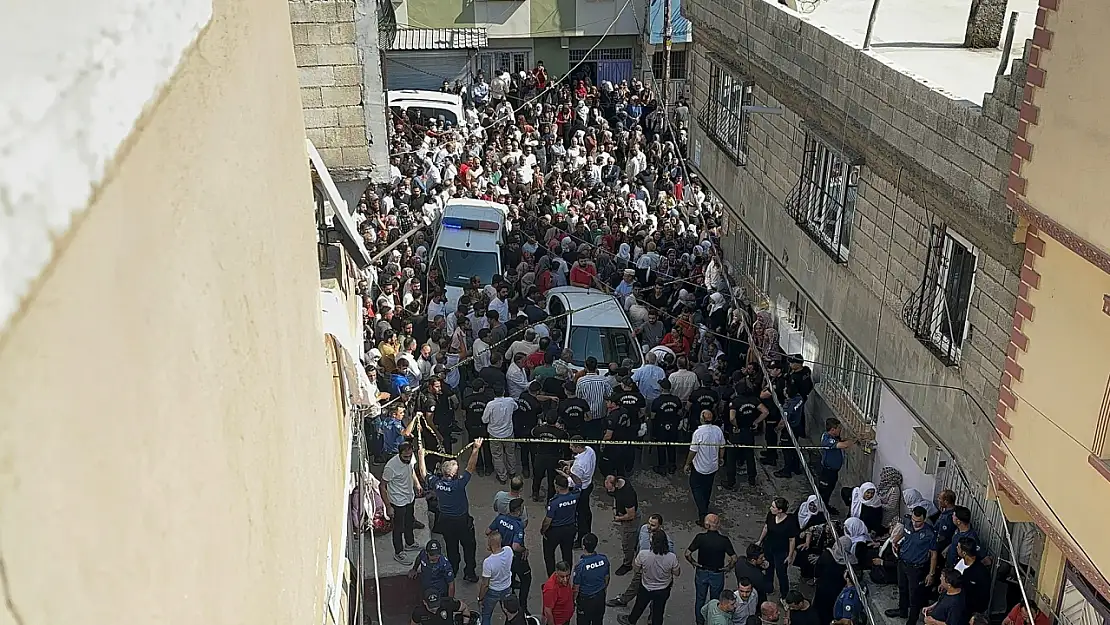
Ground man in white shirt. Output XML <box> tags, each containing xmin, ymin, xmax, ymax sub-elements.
<box><xmin>478</xmin><ymin>533</ymin><xmax>515</xmax><ymax>625</ymax></box>
<box><xmin>505</xmin><ymin>352</ymin><xmax>530</xmax><ymax>399</ymax></box>
<box><xmin>380</xmin><ymin>442</ymin><xmax>423</xmax><ymax>563</ymax></box>
<box><xmin>506</xmin><ymin>329</ymin><xmax>539</xmax><ymax>364</ymax></box>
<box><xmin>685</xmin><ymin>410</ymin><xmax>725</xmax><ymax>525</ymax></box>
<box><xmin>561</xmin><ymin>437</ymin><xmax>597</xmax><ymax>548</ymax></box>
<box><xmin>668</xmin><ymin>356</ymin><xmax>701</xmax><ymax>402</ymax></box>
<box><xmin>631</xmin><ymin>351</ymin><xmax>666</xmax><ymax>402</ymax></box>
<box><xmin>472</xmin><ymin>328</ymin><xmax>493</xmax><ymax>373</ymax></box>
<box><xmin>483</xmin><ymin>392</ymin><xmax>520</xmax><ymax>483</ymax></box>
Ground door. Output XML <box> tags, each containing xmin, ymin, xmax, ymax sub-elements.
<box><xmin>597</xmin><ymin>59</ymin><xmax>633</xmax><ymax>85</ymax></box>
<box><xmin>384</xmin><ymin>51</ymin><xmax>471</xmax><ymax>91</ymax></box>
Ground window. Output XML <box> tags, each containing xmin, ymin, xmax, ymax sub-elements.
<box><xmin>787</xmin><ymin>133</ymin><xmax>860</xmax><ymax>263</ymax></box>
<box><xmin>904</xmin><ymin>225</ymin><xmax>978</xmax><ymax>365</ymax></box>
<box><xmin>735</xmin><ymin>228</ymin><xmax>769</xmax><ymax>295</ymax></box>
<box><xmin>433</xmin><ymin>248</ymin><xmax>500</xmax><ymax>287</ymax></box>
<box><xmin>697</xmin><ymin>60</ymin><xmax>751</xmax><ymax>164</ymax></box>
<box><xmin>476</xmin><ymin>50</ymin><xmax>532</xmax><ymax>79</ymax></box>
<box><xmin>821</xmin><ymin>329</ymin><xmax>878</xmax><ymax>425</ymax></box>
<box><xmin>1058</xmin><ymin>564</ymin><xmax>1110</xmax><ymax>625</ymax></box>
<box><xmin>1094</xmin><ymin>373</ymin><xmax>1110</xmax><ymax>460</ymax></box>
<box><xmin>651</xmin><ymin>50</ymin><xmax>688</xmax><ymax>79</ymax></box>
<box><xmin>567</xmin><ymin>327</ymin><xmax>642</xmax><ymax>368</ymax></box>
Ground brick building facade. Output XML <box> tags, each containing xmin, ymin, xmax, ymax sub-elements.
<box><xmin>685</xmin><ymin>0</ymin><xmax>1029</xmax><ymax>504</ymax></box>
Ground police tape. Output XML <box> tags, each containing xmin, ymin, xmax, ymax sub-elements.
<box><xmin>416</xmin><ymin>434</ymin><xmax>827</xmax><ymax>460</ymax></box>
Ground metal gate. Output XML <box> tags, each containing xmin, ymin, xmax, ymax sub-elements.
<box><xmin>569</xmin><ymin>48</ymin><xmax>634</xmax><ymax>85</ymax></box>
<box><xmin>384</xmin><ymin>51</ymin><xmax>472</xmax><ymax>90</ymax></box>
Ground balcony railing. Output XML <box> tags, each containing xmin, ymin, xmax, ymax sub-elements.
<box><xmin>784</xmin><ymin>179</ymin><xmax>851</xmax><ymax>264</ymax></box>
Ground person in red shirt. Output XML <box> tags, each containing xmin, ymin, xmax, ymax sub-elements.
<box><xmin>568</xmin><ymin>253</ymin><xmax>598</xmax><ymax>288</ymax></box>
<box><xmin>533</xmin><ymin>61</ymin><xmax>548</xmax><ymax>90</ymax></box>
<box><xmin>542</xmin><ymin>561</ymin><xmax>575</xmax><ymax>625</ymax></box>
<box><xmin>1003</xmin><ymin>601</ymin><xmax>1050</xmax><ymax>625</ymax></box>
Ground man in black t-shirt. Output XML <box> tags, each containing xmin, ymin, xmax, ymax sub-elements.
<box><xmin>463</xmin><ymin>379</ymin><xmax>494</xmax><ymax>476</ymax></box>
<box><xmin>410</xmin><ymin>589</ymin><xmax>472</xmax><ymax>625</ymax></box>
<box><xmin>556</xmin><ymin>383</ymin><xmax>590</xmax><ymax>438</ymax></box>
<box><xmin>602</xmin><ymin>396</ymin><xmax>638</xmax><ymax>476</ymax></box>
<box><xmin>686</xmin><ymin>513</ymin><xmax>737</xmax><ymax>625</ymax></box>
<box><xmin>725</xmin><ymin>379</ymin><xmax>766</xmax><ymax>488</ymax></box>
<box><xmin>605</xmin><ymin>474</ymin><xmax>640</xmax><ymax>575</ymax></box>
<box><xmin>784</xmin><ymin>591</ymin><xmax>819</xmax><ymax>625</ymax></box>
<box><xmin>515</xmin><ymin>381</ymin><xmax>544</xmax><ymax>479</ymax></box>
<box><xmin>611</xmin><ymin>377</ymin><xmax>645</xmax><ymax>473</ymax></box>
<box><xmin>760</xmin><ymin>361</ymin><xmax>788</xmax><ymax>466</ymax></box>
<box><xmin>651</xmin><ymin>379</ymin><xmax>683</xmax><ymax>475</ymax></box>
<box><xmin>531</xmin><ymin>413</ymin><xmax>565</xmax><ymax>502</ymax></box>
<box><xmin>687</xmin><ymin>384</ymin><xmax>720</xmax><ymax>431</ymax></box>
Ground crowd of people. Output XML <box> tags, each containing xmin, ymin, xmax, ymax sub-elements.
<box><xmin>351</xmin><ymin>61</ymin><xmax>1023</xmax><ymax>625</ymax></box>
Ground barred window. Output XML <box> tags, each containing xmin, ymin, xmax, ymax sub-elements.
<box><xmin>698</xmin><ymin>60</ymin><xmax>751</xmax><ymax>164</ymax></box>
<box><xmin>821</xmin><ymin>329</ymin><xmax>878</xmax><ymax>425</ymax></box>
<box><xmin>786</xmin><ymin>133</ymin><xmax>860</xmax><ymax>263</ymax></box>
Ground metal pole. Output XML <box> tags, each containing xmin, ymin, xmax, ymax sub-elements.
<box><xmin>662</xmin><ymin>0</ymin><xmax>673</xmax><ymax>106</ymax></box>
<box><xmin>996</xmin><ymin>11</ymin><xmax>1019</xmax><ymax>76</ymax></box>
<box><xmin>862</xmin><ymin>0</ymin><xmax>883</xmax><ymax>50</ymax></box>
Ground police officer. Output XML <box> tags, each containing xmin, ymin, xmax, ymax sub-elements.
<box><xmin>817</xmin><ymin>418</ymin><xmax>854</xmax><ymax>515</ymax></box>
<box><xmin>759</xmin><ymin>361</ymin><xmax>788</xmax><ymax>466</ymax></box>
<box><xmin>408</xmin><ymin>539</ymin><xmax>455</xmax><ymax>598</ymax></box>
<box><xmin>650</xmin><ymin>379</ymin><xmax>683</xmax><ymax>475</ymax></box>
<box><xmin>724</xmin><ymin>378</ymin><xmax>766</xmax><ymax>489</ymax></box>
<box><xmin>542</xmin><ymin>474</ymin><xmax>579</xmax><ymax>576</ymax></box>
<box><xmin>776</xmin><ymin>354</ymin><xmax>814</xmax><ymax>478</ymax></box>
<box><xmin>613</xmin><ymin>376</ymin><xmax>646</xmax><ymax>472</ymax></box>
<box><xmin>463</xmin><ymin>379</ymin><xmax>494</xmax><ymax>476</ymax></box>
<box><xmin>687</xmin><ymin>381</ymin><xmax>720</xmax><ymax>428</ymax></box>
<box><xmin>573</xmin><ymin>532</ymin><xmax>611</xmax><ymax>625</ymax></box>
<box><xmin>532</xmin><ymin>412</ymin><xmax>565</xmax><ymax>502</ymax></box>
<box><xmin>833</xmin><ymin>569</ymin><xmax>864</xmax><ymax>625</ymax></box>
<box><xmin>515</xmin><ymin>381</ymin><xmax>545</xmax><ymax>480</ymax></box>
<box><xmin>427</xmin><ymin>439</ymin><xmax>485</xmax><ymax>583</ymax></box>
<box><xmin>488</xmin><ymin>498</ymin><xmax>532</xmax><ymax>615</ymax></box>
<box><xmin>885</xmin><ymin>506</ymin><xmax>938</xmax><ymax>625</ymax></box>
<box><xmin>556</xmin><ymin>382</ymin><xmax>590</xmax><ymax>438</ymax></box>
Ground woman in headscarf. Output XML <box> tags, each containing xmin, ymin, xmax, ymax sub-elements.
<box><xmin>902</xmin><ymin>488</ymin><xmax>939</xmax><ymax>520</ymax></box>
<box><xmin>844</xmin><ymin>517</ymin><xmax>876</xmax><ymax>566</ymax></box>
<box><xmin>848</xmin><ymin>481</ymin><xmax>885</xmax><ymax>533</ymax></box>
<box><xmin>616</xmin><ymin>242</ymin><xmax>632</xmax><ymax>268</ymax></box>
<box><xmin>812</xmin><ymin>534</ymin><xmax>854</xmax><ymax>625</ymax></box>
<box><xmin>876</xmin><ymin>466</ymin><xmax>904</xmax><ymax>533</ymax></box>
<box><xmin>536</xmin><ymin>256</ymin><xmax>555</xmax><ymax>295</ymax></box>
<box><xmin>794</xmin><ymin>495</ymin><xmax>831</xmax><ymax>583</ymax></box>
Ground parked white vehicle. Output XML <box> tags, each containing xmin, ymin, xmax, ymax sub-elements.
<box><xmin>387</xmin><ymin>90</ymin><xmax>464</xmax><ymax>129</ymax></box>
<box><xmin>429</xmin><ymin>199</ymin><xmax>508</xmax><ymax>311</ymax></box>
<box><xmin>544</xmin><ymin>286</ymin><xmax>643</xmax><ymax>374</ymax></box>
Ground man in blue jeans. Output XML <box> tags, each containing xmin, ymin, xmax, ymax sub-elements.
<box><xmin>685</xmin><ymin>514</ymin><xmax>737</xmax><ymax>625</ymax></box>
<box><xmin>479</xmin><ymin>533</ymin><xmax>515</xmax><ymax>625</ymax></box>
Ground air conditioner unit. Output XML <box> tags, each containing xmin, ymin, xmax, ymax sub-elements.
<box><xmin>909</xmin><ymin>427</ymin><xmax>942</xmax><ymax>475</ymax></box>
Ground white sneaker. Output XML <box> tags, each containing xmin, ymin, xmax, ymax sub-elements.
<box><xmin>405</xmin><ymin>543</ymin><xmax>422</xmax><ymax>552</ymax></box>
<box><xmin>393</xmin><ymin>552</ymin><xmax>409</xmax><ymax>564</ymax></box>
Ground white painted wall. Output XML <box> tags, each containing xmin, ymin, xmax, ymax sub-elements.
<box><xmin>0</xmin><ymin>0</ymin><xmax>213</xmax><ymax>335</ymax></box>
<box><xmin>874</xmin><ymin>384</ymin><xmax>937</xmax><ymax>499</ymax></box>
<box><xmin>574</xmin><ymin>0</ymin><xmax>643</xmax><ymax>36</ymax></box>
<box><xmin>473</xmin><ymin>0</ymin><xmax>534</xmax><ymax>38</ymax></box>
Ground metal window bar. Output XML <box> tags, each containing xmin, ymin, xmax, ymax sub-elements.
<box><xmin>1095</xmin><ymin>374</ymin><xmax>1110</xmax><ymax>458</ymax></box>
<box><xmin>902</xmin><ymin>225</ymin><xmax>970</xmax><ymax>366</ymax></box>
<box><xmin>696</xmin><ymin>61</ymin><xmax>749</xmax><ymax>165</ymax></box>
<box><xmin>784</xmin><ymin>134</ymin><xmax>855</xmax><ymax>263</ymax></box>
<box><xmin>568</xmin><ymin>48</ymin><xmax>633</xmax><ymax>62</ymax></box>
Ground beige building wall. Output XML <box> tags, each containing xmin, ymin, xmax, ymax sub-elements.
<box><xmin>995</xmin><ymin>0</ymin><xmax>1110</xmax><ymax>604</ymax></box>
<box><xmin>0</xmin><ymin>1</ymin><xmax>349</xmax><ymax>624</ymax></box>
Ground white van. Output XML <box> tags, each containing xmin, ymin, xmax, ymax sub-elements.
<box><xmin>387</xmin><ymin>90</ymin><xmax>464</xmax><ymax>129</ymax></box>
<box><xmin>430</xmin><ymin>199</ymin><xmax>508</xmax><ymax>310</ymax></box>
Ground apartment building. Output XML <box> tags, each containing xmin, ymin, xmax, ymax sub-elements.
<box><xmin>289</xmin><ymin>0</ymin><xmax>394</xmax><ymax>203</ymax></box>
<box><xmin>686</xmin><ymin>0</ymin><xmax>1035</xmax><ymax>556</ymax></box>
<box><xmin>382</xmin><ymin>0</ymin><xmax>646</xmax><ymax>88</ymax></box>
<box><xmin>990</xmin><ymin>0</ymin><xmax>1110</xmax><ymax>614</ymax></box>
<box><xmin>0</xmin><ymin>1</ymin><xmax>369</xmax><ymax>623</ymax></box>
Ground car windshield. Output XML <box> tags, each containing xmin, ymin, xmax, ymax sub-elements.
<box><xmin>567</xmin><ymin>326</ymin><xmax>642</xmax><ymax>368</ymax></box>
<box><xmin>434</xmin><ymin>247</ymin><xmax>499</xmax><ymax>287</ymax></box>
<box><xmin>402</xmin><ymin>105</ymin><xmax>459</xmax><ymax>128</ymax></box>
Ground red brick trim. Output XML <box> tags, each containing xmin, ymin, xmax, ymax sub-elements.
<box><xmin>991</xmin><ymin>468</ymin><xmax>1110</xmax><ymax>601</ymax></box>
<box><xmin>1008</xmin><ymin>193</ymin><xmax>1110</xmax><ymax>275</ymax></box>
<box><xmin>1089</xmin><ymin>453</ymin><xmax>1110</xmax><ymax>482</ymax></box>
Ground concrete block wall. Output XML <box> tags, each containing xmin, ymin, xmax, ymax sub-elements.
<box><xmin>290</xmin><ymin>0</ymin><xmax>374</xmax><ymax>177</ymax></box>
<box><xmin>685</xmin><ymin>0</ymin><xmax>1028</xmax><ymax>482</ymax></box>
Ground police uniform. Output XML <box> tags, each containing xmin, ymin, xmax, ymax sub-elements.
<box><xmin>415</xmin><ymin>546</ymin><xmax>455</xmax><ymax>596</ymax></box>
<box><xmin>760</xmin><ymin>374</ymin><xmax>787</xmax><ymax>464</ymax></box>
<box><xmin>542</xmin><ymin>491</ymin><xmax>579</xmax><ymax>576</ymax></box>
<box><xmin>573</xmin><ymin>551</ymin><xmax>611</xmax><ymax>625</ymax></box>
<box><xmin>650</xmin><ymin>392</ymin><xmax>683</xmax><ymax>472</ymax></box>
<box><xmin>725</xmin><ymin>388</ymin><xmax>761</xmax><ymax>487</ymax></box>
<box><xmin>463</xmin><ymin>386</ymin><xmax>494</xmax><ymax>474</ymax></box>
<box><xmin>834</xmin><ymin>585</ymin><xmax>863</xmax><ymax>625</ymax></box>
<box><xmin>531</xmin><ymin>421</ymin><xmax>565</xmax><ymax>501</ymax></box>
<box><xmin>818</xmin><ymin>431</ymin><xmax>845</xmax><ymax>509</ymax></box>
<box><xmin>428</xmin><ymin>471</ymin><xmax>479</xmax><ymax>581</ymax></box>
<box><xmin>687</xmin><ymin>385</ymin><xmax>720</xmax><ymax>428</ymax></box>
<box><xmin>895</xmin><ymin>517</ymin><xmax>937</xmax><ymax>625</ymax></box>
<box><xmin>489</xmin><ymin>513</ymin><xmax>533</xmax><ymax>615</ymax></box>
<box><xmin>515</xmin><ymin>391</ymin><xmax>543</xmax><ymax>478</ymax></box>
<box><xmin>556</xmin><ymin>396</ymin><xmax>590</xmax><ymax>438</ymax></box>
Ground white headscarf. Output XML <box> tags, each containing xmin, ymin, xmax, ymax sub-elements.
<box><xmin>851</xmin><ymin>482</ymin><xmax>883</xmax><ymax>518</ymax></box>
<box><xmin>902</xmin><ymin>488</ymin><xmax>939</xmax><ymax>517</ymax></box>
<box><xmin>617</xmin><ymin>243</ymin><xmax>632</xmax><ymax>261</ymax></box>
<box><xmin>709</xmin><ymin>292</ymin><xmax>727</xmax><ymax>316</ymax></box>
<box><xmin>844</xmin><ymin>517</ymin><xmax>871</xmax><ymax>545</ymax></box>
<box><xmin>797</xmin><ymin>494</ymin><xmax>819</xmax><ymax>529</ymax></box>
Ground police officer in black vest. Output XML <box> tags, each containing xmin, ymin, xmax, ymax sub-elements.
<box><xmin>532</xmin><ymin>412</ymin><xmax>565</xmax><ymax>502</ymax></box>
<box><xmin>463</xmin><ymin>379</ymin><xmax>494</xmax><ymax>476</ymax></box>
<box><xmin>556</xmin><ymin>382</ymin><xmax>590</xmax><ymax>439</ymax></box>
<box><xmin>650</xmin><ymin>379</ymin><xmax>683</xmax><ymax>475</ymax></box>
<box><xmin>724</xmin><ymin>378</ymin><xmax>767</xmax><ymax>488</ymax></box>
<box><xmin>610</xmin><ymin>376</ymin><xmax>645</xmax><ymax>474</ymax></box>
<box><xmin>542</xmin><ymin>474</ymin><xmax>580</xmax><ymax>576</ymax></box>
<box><xmin>515</xmin><ymin>381</ymin><xmax>545</xmax><ymax>479</ymax></box>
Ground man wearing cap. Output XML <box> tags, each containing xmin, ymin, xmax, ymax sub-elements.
<box><xmin>488</xmin><ymin>497</ymin><xmax>533</xmax><ymax>615</ymax></box>
<box><xmin>411</xmin><ymin>588</ymin><xmax>471</xmax><ymax>625</ymax></box>
<box><xmin>410</xmin><ymin>539</ymin><xmax>456</xmax><ymax>599</ymax></box>
<box><xmin>615</xmin><ymin>269</ymin><xmax>636</xmax><ymax>305</ymax></box>
<box><xmin>428</xmin><ymin>440</ymin><xmax>485</xmax><ymax>583</ymax></box>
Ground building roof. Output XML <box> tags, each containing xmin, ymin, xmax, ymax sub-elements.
<box><xmin>389</xmin><ymin>28</ymin><xmax>488</xmax><ymax>51</ymax></box>
<box><xmin>796</xmin><ymin>0</ymin><xmax>1036</xmax><ymax>104</ymax></box>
